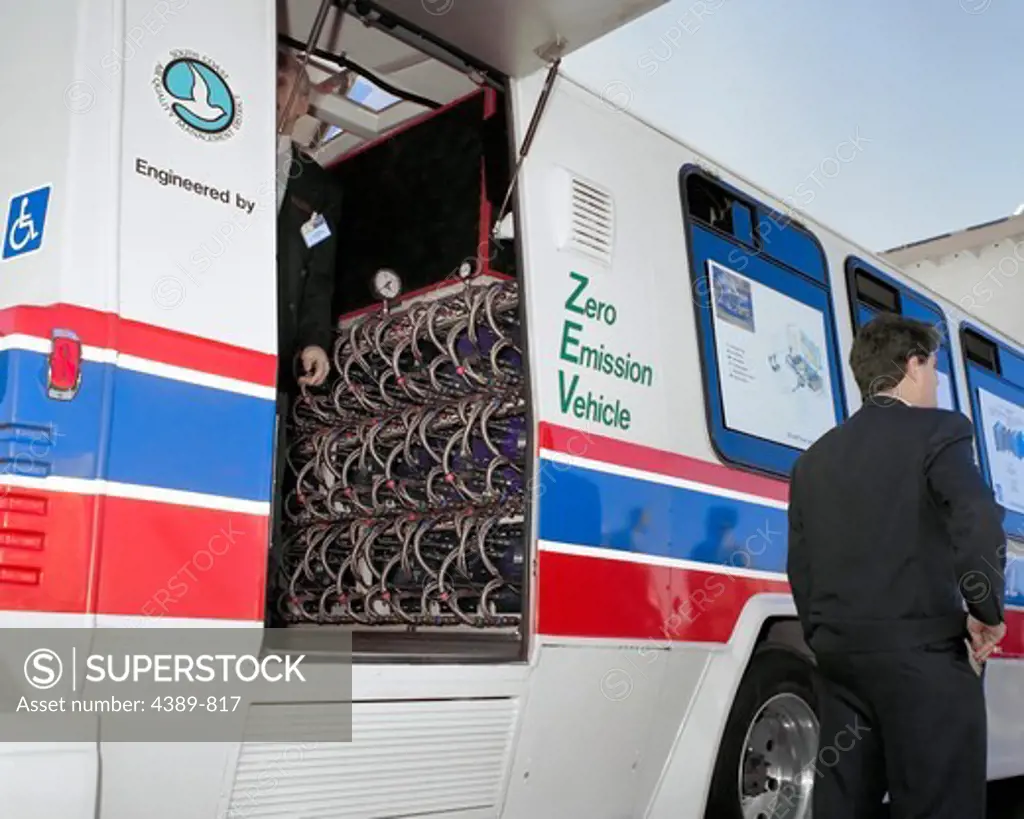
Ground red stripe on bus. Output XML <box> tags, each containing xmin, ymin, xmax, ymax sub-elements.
<box><xmin>536</xmin><ymin>548</ymin><xmax>789</xmax><ymax>644</ymax></box>
<box><xmin>0</xmin><ymin>489</ymin><xmax>95</xmax><ymax>615</ymax></box>
<box><xmin>96</xmin><ymin>496</ymin><xmax>268</xmax><ymax>621</ymax></box>
<box><xmin>0</xmin><ymin>486</ymin><xmax>267</xmax><ymax>620</ymax></box>
<box><xmin>537</xmin><ymin>548</ymin><xmax>1024</xmax><ymax>658</ymax></box>
<box><xmin>1000</xmin><ymin>609</ymin><xmax>1024</xmax><ymax>658</ymax></box>
<box><xmin>0</xmin><ymin>303</ymin><xmax>277</xmax><ymax>388</ymax></box>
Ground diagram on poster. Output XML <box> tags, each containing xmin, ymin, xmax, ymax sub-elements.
<box><xmin>977</xmin><ymin>387</ymin><xmax>1024</xmax><ymax>516</ymax></box>
<box><xmin>708</xmin><ymin>260</ymin><xmax>837</xmax><ymax>449</ymax></box>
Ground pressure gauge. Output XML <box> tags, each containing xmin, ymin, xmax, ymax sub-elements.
<box><xmin>372</xmin><ymin>268</ymin><xmax>402</xmax><ymax>300</ymax></box>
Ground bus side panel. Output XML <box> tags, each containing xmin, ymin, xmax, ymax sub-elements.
<box><xmin>504</xmin><ymin>69</ymin><xmax>766</xmax><ymax>819</ymax></box>
<box><xmin>92</xmin><ymin>0</ymin><xmax>278</xmax><ymax>628</ymax></box>
<box><xmin>116</xmin><ymin>4</ymin><xmax>277</xmax><ymax>354</ymax></box>
<box><xmin>96</xmin><ymin>2</ymin><xmax>277</xmax><ymax>818</ymax></box>
<box><xmin>0</xmin><ymin>2</ymin><xmax>119</xmax><ymax>621</ymax></box>
<box><xmin>509</xmin><ymin>65</ymin><xmax>1024</xmax><ymax>817</ymax></box>
<box><xmin>0</xmin><ymin>7</ymin><xmax>73</xmax><ymax>312</ymax></box>
<box><xmin>0</xmin><ymin>1</ymin><xmax>129</xmax><ymax>816</ymax></box>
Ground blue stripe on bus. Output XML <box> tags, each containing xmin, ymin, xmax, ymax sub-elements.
<box><xmin>537</xmin><ymin>457</ymin><xmax>1024</xmax><ymax>608</ymax></box>
<box><xmin>537</xmin><ymin>457</ymin><xmax>789</xmax><ymax>574</ymax></box>
<box><xmin>0</xmin><ymin>348</ymin><xmax>275</xmax><ymax>502</ymax></box>
<box><xmin>0</xmin><ymin>350</ymin><xmax>108</xmax><ymax>479</ymax></box>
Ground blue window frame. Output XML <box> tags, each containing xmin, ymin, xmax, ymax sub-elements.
<box><xmin>960</xmin><ymin>323</ymin><xmax>1024</xmax><ymax>545</ymax></box>
<box><xmin>845</xmin><ymin>257</ymin><xmax>961</xmax><ymax>413</ymax></box>
<box><xmin>679</xmin><ymin>165</ymin><xmax>847</xmax><ymax>479</ymax></box>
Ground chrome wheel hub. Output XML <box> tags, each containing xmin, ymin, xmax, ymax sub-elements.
<box><xmin>738</xmin><ymin>692</ymin><xmax>819</xmax><ymax>819</ymax></box>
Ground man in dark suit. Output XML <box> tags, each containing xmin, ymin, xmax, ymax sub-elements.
<box><xmin>266</xmin><ymin>50</ymin><xmax>344</xmax><ymax>624</ymax></box>
<box><xmin>275</xmin><ymin>49</ymin><xmax>343</xmax><ymax>391</ymax></box>
<box><xmin>786</xmin><ymin>312</ymin><xmax>1007</xmax><ymax>819</ymax></box>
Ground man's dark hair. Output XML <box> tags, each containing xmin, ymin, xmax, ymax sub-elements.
<box><xmin>849</xmin><ymin>312</ymin><xmax>942</xmax><ymax>398</ymax></box>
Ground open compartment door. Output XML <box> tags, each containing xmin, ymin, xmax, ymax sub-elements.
<box><xmin>282</xmin><ymin>0</ymin><xmax>668</xmax><ymax>79</ymax></box>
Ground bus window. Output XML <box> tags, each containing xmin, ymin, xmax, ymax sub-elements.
<box><xmin>755</xmin><ymin>207</ymin><xmax>828</xmax><ymax>284</ymax></box>
<box><xmin>963</xmin><ymin>326</ymin><xmax>1002</xmax><ymax>373</ymax></box>
<box><xmin>683</xmin><ymin>172</ymin><xmax>756</xmax><ymax>247</ymax></box>
<box><xmin>845</xmin><ymin>257</ymin><xmax>960</xmax><ymax>413</ymax></box>
<box><xmin>960</xmin><ymin>323</ymin><xmax>1024</xmax><ymax>542</ymax></box>
<box><xmin>679</xmin><ymin>165</ymin><xmax>846</xmax><ymax>478</ymax></box>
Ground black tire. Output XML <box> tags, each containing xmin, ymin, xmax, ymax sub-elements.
<box><xmin>704</xmin><ymin>644</ymin><xmax>820</xmax><ymax>819</ymax></box>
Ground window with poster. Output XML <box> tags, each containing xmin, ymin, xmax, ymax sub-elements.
<box><xmin>960</xmin><ymin>323</ymin><xmax>1024</xmax><ymax>542</ymax></box>
<box><xmin>844</xmin><ymin>257</ymin><xmax>960</xmax><ymax>414</ymax></box>
<box><xmin>679</xmin><ymin>166</ymin><xmax>848</xmax><ymax>479</ymax></box>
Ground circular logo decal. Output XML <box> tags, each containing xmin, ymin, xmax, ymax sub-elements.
<box><xmin>153</xmin><ymin>51</ymin><xmax>243</xmax><ymax>142</ymax></box>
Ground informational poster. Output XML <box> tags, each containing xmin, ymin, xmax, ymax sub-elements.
<box><xmin>708</xmin><ymin>260</ymin><xmax>837</xmax><ymax>449</ymax></box>
<box><xmin>936</xmin><ymin>369</ymin><xmax>955</xmax><ymax>412</ymax></box>
<box><xmin>977</xmin><ymin>387</ymin><xmax>1024</xmax><ymax>516</ymax></box>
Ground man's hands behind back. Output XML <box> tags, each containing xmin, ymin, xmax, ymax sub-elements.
<box><xmin>967</xmin><ymin>614</ymin><xmax>1006</xmax><ymax>665</ymax></box>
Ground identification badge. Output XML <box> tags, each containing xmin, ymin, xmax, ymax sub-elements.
<box><xmin>301</xmin><ymin>212</ymin><xmax>331</xmax><ymax>248</ymax></box>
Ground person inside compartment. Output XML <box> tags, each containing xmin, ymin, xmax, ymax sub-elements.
<box><xmin>267</xmin><ymin>48</ymin><xmax>348</xmax><ymax>626</ymax></box>
<box><xmin>275</xmin><ymin>48</ymin><xmax>348</xmax><ymax>394</ymax></box>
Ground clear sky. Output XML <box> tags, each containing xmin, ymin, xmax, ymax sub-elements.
<box><xmin>564</xmin><ymin>0</ymin><xmax>1024</xmax><ymax>253</ymax></box>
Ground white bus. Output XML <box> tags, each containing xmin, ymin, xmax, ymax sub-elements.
<box><xmin>2</xmin><ymin>2</ymin><xmax>1022</xmax><ymax>817</ymax></box>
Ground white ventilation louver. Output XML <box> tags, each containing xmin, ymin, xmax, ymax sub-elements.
<box><xmin>552</xmin><ymin>169</ymin><xmax>614</xmax><ymax>266</ymax></box>
<box><xmin>226</xmin><ymin>698</ymin><xmax>519</xmax><ymax>818</ymax></box>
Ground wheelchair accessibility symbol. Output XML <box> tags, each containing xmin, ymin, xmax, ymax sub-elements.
<box><xmin>3</xmin><ymin>185</ymin><xmax>52</xmax><ymax>261</ymax></box>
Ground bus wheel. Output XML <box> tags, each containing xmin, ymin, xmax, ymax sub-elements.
<box><xmin>704</xmin><ymin>645</ymin><xmax>820</xmax><ymax>819</ymax></box>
